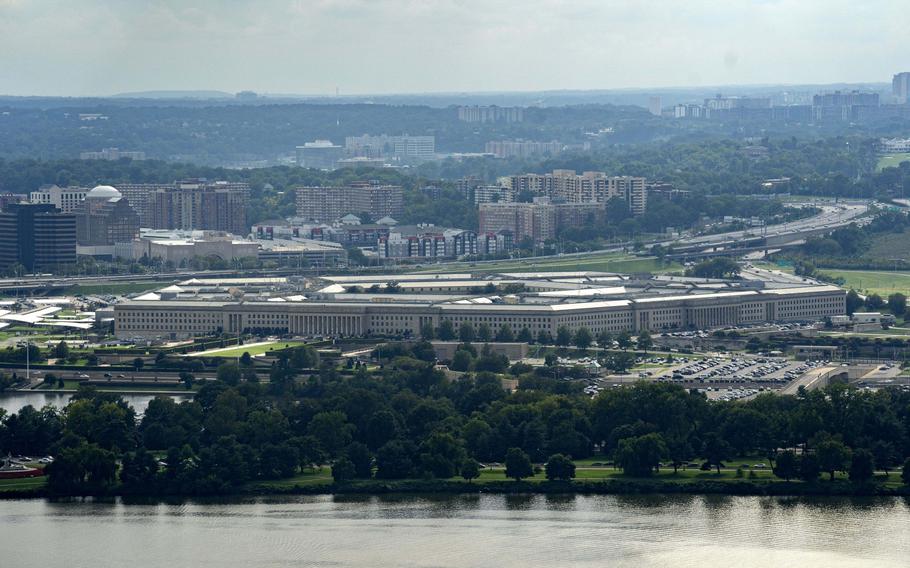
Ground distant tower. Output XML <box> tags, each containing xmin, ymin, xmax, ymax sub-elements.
<box><xmin>648</xmin><ymin>96</ymin><xmax>662</xmax><ymax>116</ymax></box>
<box><xmin>893</xmin><ymin>72</ymin><xmax>910</xmax><ymax>104</ymax></box>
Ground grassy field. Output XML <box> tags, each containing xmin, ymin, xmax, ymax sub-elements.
<box><xmin>415</xmin><ymin>252</ymin><xmax>680</xmax><ymax>275</ymax></box>
<box><xmin>877</xmin><ymin>153</ymin><xmax>910</xmax><ymax>172</ymax></box>
<box><xmin>823</xmin><ymin>269</ymin><xmax>910</xmax><ymax>295</ymax></box>
<box><xmin>193</xmin><ymin>340</ymin><xmax>309</xmax><ymax>359</ymax></box>
<box><xmin>248</xmin><ymin>461</ymin><xmax>907</xmax><ymax>492</ymax></box>
<box><xmin>0</xmin><ymin>476</ymin><xmax>47</xmax><ymax>492</ymax></box>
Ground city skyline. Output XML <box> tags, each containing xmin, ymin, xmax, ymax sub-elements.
<box><xmin>0</xmin><ymin>0</ymin><xmax>908</xmax><ymax>97</ymax></box>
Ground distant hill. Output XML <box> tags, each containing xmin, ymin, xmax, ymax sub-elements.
<box><xmin>111</xmin><ymin>90</ymin><xmax>234</xmax><ymax>99</ymax></box>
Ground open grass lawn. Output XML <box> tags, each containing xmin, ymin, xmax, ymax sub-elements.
<box><xmin>197</xmin><ymin>341</ymin><xmax>309</xmax><ymax>359</ymax></box>
<box><xmin>877</xmin><ymin>153</ymin><xmax>910</xmax><ymax>172</ymax></box>
<box><xmin>0</xmin><ymin>476</ymin><xmax>47</xmax><ymax>492</ymax></box>
<box><xmin>823</xmin><ymin>269</ymin><xmax>910</xmax><ymax>296</ymax></box>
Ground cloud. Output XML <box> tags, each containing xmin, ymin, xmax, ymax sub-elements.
<box><xmin>0</xmin><ymin>0</ymin><xmax>907</xmax><ymax>96</ymax></box>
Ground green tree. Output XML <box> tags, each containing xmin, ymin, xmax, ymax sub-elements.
<box><xmin>459</xmin><ymin>322</ymin><xmax>476</xmax><ymax>343</ymax></box>
<box><xmin>239</xmin><ymin>352</ymin><xmax>253</xmax><ymax>366</ymax></box>
<box><xmin>902</xmin><ymin>458</ymin><xmax>910</xmax><ymax>485</ymax></box>
<box><xmin>375</xmin><ymin>440</ymin><xmax>416</xmax><ymax>480</ymax></box>
<box><xmin>345</xmin><ymin>442</ymin><xmax>373</xmax><ymax>479</ymax></box>
<box><xmin>615</xmin><ymin>433</ymin><xmax>668</xmax><ymax>476</ymax></box>
<box><xmin>132</xmin><ymin>358</ymin><xmax>145</xmax><ymax>372</ymax></box>
<box><xmin>460</xmin><ymin>459</ymin><xmax>480</xmax><ymax>482</ymax></box>
<box><xmin>773</xmin><ymin>450</ymin><xmax>799</xmax><ymax>481</ymax></box>
<box><xmin>888</xmin><ymin>293</ymin><xmax>907</xmax><ymax>317</ymax></box>
<box><xmin>637</xmin><ymin>330</ymin><xmax>653</xmax><ymax>352</ymax></box>
<box><xmin>573</xmin><ymin>327</ymin><xmax>593</xmax><ymax>350</ymax></box>
<box><xmin>477</xmin><ymin>323</ymin><xmax>492</xmax><ymax>342</ymax></box>
<box><xmin>178</xmin><ymin>371</ymin><xmax>194</xmax><ymax>390</ymax></box>
<box><xmin>504</xmin><ymin>447</ymin><xmax>534</xmax><ymax>481</ymax></box>
<box><xmin>332</xmin><ymin>457</ymin><xmax>356</xmax><ymax>483</ymax></box>
<box><xmin>420</xmin><ymin>322</ymin><xmax>436</xmax><ymax>340</ymax></box>
<box><xmin>848</xmin><ymin>448</ymin><xmax>875</xmax><ymax>484</ymax></box>
<box><xmin>438</xmin><ymin>320</ymin><xmax>456</xmax><ymax>341</ymax></box>
<box><xmin>54</xmin><ymin>341</ymin><xmax>69</xmax><ymax>360</ymax></box>
<box><xmin>216</xmin><ymin>363</ymin><xmax>242</xmax><ymax>386</ymax></box>
<box><xmin>517</xmin><ymin>327</ymin><xmax>533</xmax><ymax>343</ymax></box>
<box><xmin>555</xmin><ymin>326</ymin><xmax>572</xmax><ymax>347</ymax></box>
<box><xmin>701</xmin><ymin>432</ymin><xmax>731</xmax><ymax>474</ymax></box>
<box><xmin>616</xmin><ymin>331</ymin><xmax>633</xmax><ymax>350</ymax></box>
<box><xmin>450</xmin><ymin>349</ymin><xmax>473</xmax><ymax>372</ymax></box>
<box><xmin>544</xmin><ymin>453</ymin><xmax>576</xmax><ymax>481</ymax></box>
<box><xmin>845</xmin><ymin>290</ymin><xmax>863</xmax><ymax>316</ymax></box>
<box><xmin>495</xmin><ymin>324</ymin><xmax>514</xmax><ymax>342</ymax></box>
<box><xmin>816</xmin><ymin>439</ymin><xmax>851</xmax><ymax>481</ymax></box>
<box><xmin>799</xmin><ymin>453</ymin><xmax>821</xmax><ymax>482</ymax></box>
<box><xmin>537</xmin><ymin>330</ymin><xmax>553</xmax><ymax>345</ymax></box>
<box><xmin>307</xmin><ymin>411</ymin><xmax>354</xmax><ymax>457</ymax></box>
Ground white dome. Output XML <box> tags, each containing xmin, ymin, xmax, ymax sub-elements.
<box><xmin>88</xmin><ymin>185</ymin><xmax>122</xmax><ymax>199</ymax></box>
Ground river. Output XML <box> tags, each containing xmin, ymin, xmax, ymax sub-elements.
<box><xmin>1</xmin><ymin>494</ymin><xmax>907</xmax><ymax>567</ymax></box>
<box><xmin>0</xmin><ymin>391</ymin><xmax>191</xmax><ymax>416</ymax></box>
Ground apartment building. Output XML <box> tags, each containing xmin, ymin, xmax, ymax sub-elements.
<box><xmin>505</xmin><ymin>170</ymin><xmax>648</xmax><ymax>215</ymax></box>
<box><xmin>147</xmin><ymin>180</ymin><xmax>250</xmax><ymax>236</ymax></box>
<box><xmin>295</xmin><ymin>183</ymin><xmax>403</xmax><ymax>223</ymax></box>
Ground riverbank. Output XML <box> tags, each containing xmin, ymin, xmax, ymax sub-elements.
<box><xmin>4</xmin><ymin>474</ymin><xmax>909</xmax><ymax>500</ymax></box>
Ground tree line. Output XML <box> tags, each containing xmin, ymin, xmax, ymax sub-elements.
<box><xmin>1</xmin><ymin>342</ymin><xmax>909</xmax><ymax>494</ymax></box>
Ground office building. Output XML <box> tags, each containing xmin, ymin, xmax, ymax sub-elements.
<box><xmin>344</xmin><ymin>134</ymin><xmax>435</xmax><ymax>162</ymax></box>
<box><xmin>147</xmin><ymin>180</ymin><xmax>250</xmax><ymax>235</ymax></box>
<box><xmin>296</xmin><ymin>140</ymin><xmax>345</xmax><ymax>170</ymax></box>
<box><xmin>29</xmin><ymin>185</ymin><xmax>90</xmax><ymax>213</ymax></box>
<box><xmin>113</xmin><ymin>272</ymin><xmax>846</xmax><ymax>340</ymax></box>
<box><xmin>894</xmin><ymin>72</ymin><xmax>910</xmax><ymax>104</ymax></box>
<box><xmin>457</xmin><ymin>106</ymin><xmax>524</xmax><ymax>124</ymax></box>
<box><xmin>0</xmin><ymin>203</ymin><xmax>76</xmax><ymax>272</ymax></box>
<box><xmin>125</xmin><ymin>230</ymin><xmax>260</xmax><ymax>265</ymax></box>
<box><xmin>295</xmin><ymin>183</ymin><xmax>403</xmax><ymax>223</ymax></box>
<box><xmin>80</xmin><ymin>148</ymin><xmax>146</xmax><ymax>161</ymax></box>
<box><xmin>74</xmin><ymin>185</ymin><xmax>140</xmax><ymax>255</ymax></box>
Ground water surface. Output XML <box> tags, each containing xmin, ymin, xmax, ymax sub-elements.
<box><xmin>1</xmin><ymin>494</ymin><xmax>907</xmax><ymax>568</ymax></box>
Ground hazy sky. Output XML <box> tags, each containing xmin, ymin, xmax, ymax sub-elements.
<box><xmin>1</xmin><ymin>0</ymin><xmax>908</xmax><ymax>96</ymax></box>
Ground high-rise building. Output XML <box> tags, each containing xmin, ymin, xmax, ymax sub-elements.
<box><xmin>505</xmin><ymin>170</ymin><xmax>648</xmax><ymax>215</ymax></box>
<box><xmin>147</xmin><ymin>180</ymin><xmax>250</xmax><ymax>235</ymax></box>
<box><xmin>894</xmin><ymin>72</ymin><xmax>910</xmax><ymax>104</ymax></box>
<box><xmin>649</xmin><ymin>96</ymin><xmax>662</xmax><ymax>116</ymax></box>
<box><xmin>295</xmin><ymin>183</ymin><xmax>404</xmax><ymax>223</ymax></box>
<box><xmin>0</xmin><ymin>203</ymin><xmax>76</xmax><ymax>272</ymax></box>
<box><xmin>29</xmin><ymin>185</ymin><xmax>90</xmax><ymax>213</ymax></box>
<box><xmin>74</xmin><ymin>185</ymin><xmax>140</xmax><ymax>248</ymax></box>
<box><xmin>296</xmin><ymin>140</ymin><xmax>345</xmax><ymax>170</ymax></box>
<box><xmin>478</xmin><ymin>202</ymin><xmax>557</xmax><ymax>243</ymax></box>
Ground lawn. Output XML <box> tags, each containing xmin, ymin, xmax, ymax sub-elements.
<box><xmin>191</xmin><ymin>340</ymin><xmax>310</xmax><ymax>359</ymax></box>
<box><xmin>823</xmin><ymin>269</ymin><xmax>910</xmax><ymax>296</ymax></box>
<box><xmin>876</xmin><ymin>153</ymin><xmax>910</xmax><ymax>172</ymax></box>
<box><xmin>0</xmin><ymin>476</ymin><xmax>47</xmax><ymax>492</ymax></box>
